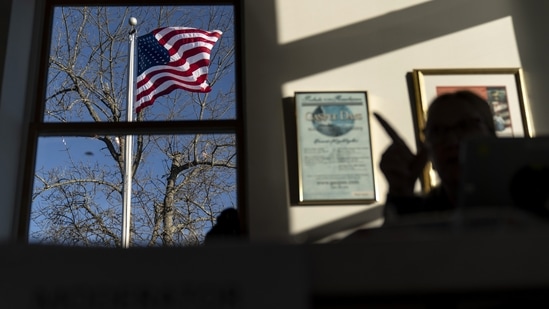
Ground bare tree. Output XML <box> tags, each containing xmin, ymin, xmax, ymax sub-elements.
<box><xmin>30</xmin><ymin>5</ymin><xmax>237</xmax><ymax>247</ymax></box>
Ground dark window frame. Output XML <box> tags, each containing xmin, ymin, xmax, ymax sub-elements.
<box><xmin>17</xmin><ymin>0</ymin><xmax>247</xmax><ymax>243</ymax></box>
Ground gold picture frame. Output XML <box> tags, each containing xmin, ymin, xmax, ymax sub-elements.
<box><xmin>412</xmin><ymin>68</ymin><xmax>533</xmax><ymax>192</ymax></box>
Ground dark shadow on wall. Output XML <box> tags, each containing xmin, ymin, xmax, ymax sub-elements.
<box><xmin>509</xmin><ymin>2</ymin><xmax>549</xmax><ymax>135</ymax></box>
<box><xmin>245</xmin><ymin>0</ymin><xmax>292</xmax><ymax>241</ymax></box>
<box><xmin>0</xmin><ymin>0</ymin><xmax>13</xmax><ymax>102</ymax></box>
<box><xmin>293</xmin><ymin>206</ymin><xmax>383</xmax><ymax>243</ymax></box>
<box><xmin>282</xmin><ymin>96</ymin><xmax>300</xmax><ymax>206</ymax></box>
<box><xmin>278</xmin><ymin>0</ymin><xmax>514</xmax><ymax>82</ymax></box>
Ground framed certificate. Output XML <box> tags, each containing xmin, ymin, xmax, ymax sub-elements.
<box><xmin>295</xmin><ymin>91</ymin><xmax>376</xmax><ymax>205</ymax></box>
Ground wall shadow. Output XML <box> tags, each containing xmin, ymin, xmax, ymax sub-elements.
<box><xmin>282</xmin><ymin>96</ymin><xmax>300</xmax><ymax>206</ymax></box>
<box><xmin>279</xmin><ymin>0</ymin><xmax>513</xmax><ymax>82</ymax></box>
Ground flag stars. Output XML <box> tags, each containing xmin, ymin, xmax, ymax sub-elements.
<box><xmin>137</xmin><ymin>33</ymin><xmax>170</xmax><ymax>75</ymax></box>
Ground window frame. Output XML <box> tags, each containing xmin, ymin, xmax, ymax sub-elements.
<box><xmin>17</xmin><ymin>0</ymin><xmax>247</xmax><ymax>243</ymax></box>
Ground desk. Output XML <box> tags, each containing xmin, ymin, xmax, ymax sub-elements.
<box><xmin>2</xmin><ymin>224</ymin><xmax>549</xmax><ymax>308</ymax></box>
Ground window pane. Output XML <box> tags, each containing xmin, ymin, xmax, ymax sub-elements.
<box><xmin>44</xmin><ymin>5</ymin><xmax>236</xmax><ymax>122</ymax></box>
<box><xmin>30</xmin><ymin>134</ymin><xmax>237</xmax><ymax>247</ymax></box>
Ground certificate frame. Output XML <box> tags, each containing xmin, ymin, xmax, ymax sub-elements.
<box><xmin>412</xmin><ymin>68</ymin><xmax>533</xmax><ymax>192</ymax></box>
<box><xmin>294</xmin><ymin>91</ymin><xmax>376</xmax><ymax>205</ymax></box>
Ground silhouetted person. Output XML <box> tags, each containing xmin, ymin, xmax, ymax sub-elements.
<box><xmin>204</xmin><ymin>208</ymin><xmax>242</xmax><ymax>245</ymax></box>
<box><xmin>375</xmin><ymin>90</ymin><xmax>497</xmax><ymax>222</ymax></box>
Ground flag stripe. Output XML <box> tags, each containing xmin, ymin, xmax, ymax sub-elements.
<box><xmin>136</xmin><ymin>59</ymin><xmax>210</xmax><ymax>93</ymax></box>
<box><xmin>136</xmin><ymin>52</ymin><xmax>212</xmax><ymax>90</ymax></box>
<box><xmin>136</xmin><ymin>69</ymin><xmax>209</xmax><ymax>102</ymax></box>
<box><xmin>135</xmin><ymin>27</ymin><xmax>222</xmax><ymax>113</ymax></box>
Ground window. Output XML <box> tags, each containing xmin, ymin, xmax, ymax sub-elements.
<box><xmin>19</xmin><ymin>0</ymin><xmax>245</xmax><ymax>247</ymax></box>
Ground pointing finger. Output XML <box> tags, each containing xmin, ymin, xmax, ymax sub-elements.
<box><xmin>373</xmin><ymin>112</ymin><xmax>406</xmax><ymax>145</ymax></box>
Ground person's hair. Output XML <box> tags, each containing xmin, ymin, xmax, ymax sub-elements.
<box><xmin>426</xmin><ymin>90</ymin><xmax>497</xmax><ymax>136</ymax></box>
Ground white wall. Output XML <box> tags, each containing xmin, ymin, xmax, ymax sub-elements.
<box><xmin>245</xmin><ymin>0</ymin><xmax>547</xmax><ymax>243</ymax></box>
<box><xmin>1</xmin><ymin>0</ymin><xmax>548</xmax><ymax>243</ymax></box>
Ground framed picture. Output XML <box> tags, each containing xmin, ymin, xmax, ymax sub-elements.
<box><xmin>412</xmin><ymin>68</ymin><xmax>533</xmax><ymax>191</ymax></box>
<box><xmin>294</xmin><ymin>91</ymin><xmax>376</xmax><ymax>205</ymax></box>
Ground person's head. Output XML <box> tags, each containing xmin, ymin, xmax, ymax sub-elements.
<box><xmin>424</xmin><ymin>90</ymin><xmax>497</xmax><ymax>191</ymax></box>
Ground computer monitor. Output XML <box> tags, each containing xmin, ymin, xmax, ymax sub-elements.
<box><xmin>458</xmin><ymin>137</ymin><xmax>549</xmax><ymax>214</ymax></box>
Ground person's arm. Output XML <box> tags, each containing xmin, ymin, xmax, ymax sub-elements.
<box><xmin>374</xmin><ymin>112</ymin><xmax>428</xmax><ymax>197</ymax></box>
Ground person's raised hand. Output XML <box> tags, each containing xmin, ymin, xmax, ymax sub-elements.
<box><xmin>374</xmin><ymin>112</ymin><xmax>428</xmax><ymax>196</ymax></box>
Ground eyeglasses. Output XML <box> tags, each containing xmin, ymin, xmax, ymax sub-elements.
<box><xmin>424</xmin><ymin>118</ymin><xmax>486</xmax><ymax>143</ymax></box>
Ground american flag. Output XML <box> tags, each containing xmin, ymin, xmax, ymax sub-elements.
<box><xmin>135</xmin><ymin>27</ymin><xmax>222</xmax><ymax>113</ymax></box>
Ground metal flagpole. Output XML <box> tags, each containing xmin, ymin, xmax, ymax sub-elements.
<box><xmin>122</xmin><ymin>17</ymin><xmax>137</xmax><ymax>248</ymax></box>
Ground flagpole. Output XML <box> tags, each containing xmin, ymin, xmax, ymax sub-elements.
<box><xmin>122</xmin><ymin>17</ymin><xmax>137</xmax><ymax>248</ymax></box>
